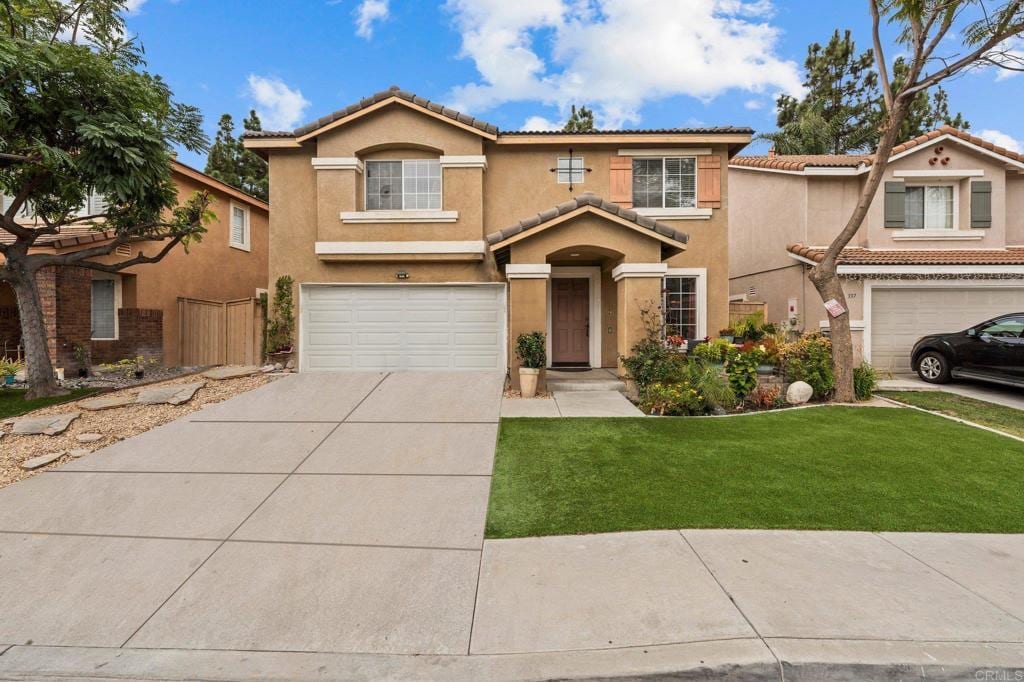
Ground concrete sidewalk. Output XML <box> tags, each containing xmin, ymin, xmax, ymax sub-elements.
<box><xmin>501</xmin><ymin>390</ymin><xmax>644</xmax><ymax>417</ymax></box>
<box><xmin>880</xmin><ymin>376</ymin><xmax>1024</xmax><ymax>410</ymax></box>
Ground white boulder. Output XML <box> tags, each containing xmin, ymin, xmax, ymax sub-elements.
<box><xmin>786</xmin><ymin>381</ymin><xmax>813</xmax><ymax>405</ymax></box>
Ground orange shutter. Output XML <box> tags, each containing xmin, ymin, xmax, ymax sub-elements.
<box><xmin>609</xmin><ymin>155</ymin><xmax>632</xmax><ymax>207</ymax></box>
<box><xmin>697</xmin><ymin>154</ymin><xmax>722</xmax><ymax>208</ymax></box>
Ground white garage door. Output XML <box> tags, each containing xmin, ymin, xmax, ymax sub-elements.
<box><xmin>300</xmin><ymin>284</ymin><xmax>506</xmax><ymax>372</ymax></box>
<box><xmin>871</xmin><ymin>286</ymin><xmax>1024</xmax><ymax>374</ymax></box>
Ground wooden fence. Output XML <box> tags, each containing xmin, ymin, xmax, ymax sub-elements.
<box><xmin>178</xmin><ymin>297</ymin><xmax>263</xmax><ymax>367</ymax></box>
<box><xmin>729</xmin><ymin>301</ymin><xmax>768</xmax><ymax>327</ymax></box>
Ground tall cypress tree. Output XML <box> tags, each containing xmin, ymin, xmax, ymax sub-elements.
<box><xmin>563</xmin><ymin>105</ymin><xmax>596</xmax><ymax>132</ymax></box>
<box><xmin>204</xmin><ymin>111</ymin><xmax>268</xmax><ymax>201</ymax></box>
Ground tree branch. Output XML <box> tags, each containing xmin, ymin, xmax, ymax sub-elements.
<box><xmin>67</xmin><ymin>236</ymin><xmax>185</xmax><ymax>274</ymax></box>
<box><xmin>870</xmin><ymin>0</ymin><xmax>894</xmax><ymax>110</ymax></box>
<box><xmin>904</xmin><ymin>26</ymin><xmax>1024</xmax><ymax>96</ymax></box>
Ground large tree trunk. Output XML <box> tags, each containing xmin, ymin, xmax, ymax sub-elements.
<box><xmin>8</xmin><ymin>270</ymin><xmax>64</xmax><ymax>399</ymax></box>
<box><xmin>808</xmin><ymin>267</ymin><xmax>854</xmax><ymax>402</ymax></box>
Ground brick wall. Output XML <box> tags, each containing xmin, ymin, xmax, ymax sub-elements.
<box><xmin>35</xmin><ymin>266</ymin><xmax>92</xmax><ymax>372</ymax></box>
<box><xmin>91</xmin><ymin>308</ymin><xmax>163</xmax><ymax>365</ymax></box>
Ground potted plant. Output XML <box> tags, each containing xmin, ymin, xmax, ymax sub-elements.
<box><xmin>515</xmin><ymin>331</ymin><xmax>546</xmax><ymax>398</ymax></box>
<box><xmin>72</xmin><ymin>343</ymin><xmax>90</xmax><ymax>378</ymax></box>
<box><xmin>0</xmin><ymin>358</ymin><xmax>22</xmax><ymax>386</ymax></box>
<box><xmin>718</xmin><ymin>327</ymin><xmax>736</xmax><ymax>343</ymax></box>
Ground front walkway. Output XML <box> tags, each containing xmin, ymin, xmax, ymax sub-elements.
<box><xmin>501</xmin><ymin>391</ymin><xmax>644</xmax><ymax>417</ymax></box>
<box><xmin>1</xmin><ymin>374</ymin><xmax>1022</xmax><ymax>679</ymax></box>
<box><xmin>880</xmin><ymin>376</ymin><xmax>1024</xmax><ymax>410</ymax></box>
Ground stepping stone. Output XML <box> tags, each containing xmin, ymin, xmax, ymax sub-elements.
<box><xmin>136</xmin><ymin>381</ymin><xmax>204</xmax><ymax>406</ymax></box>
<box><xmin>12</xmin><ymin>412</ymin><xmax>80</xmax><ymax>436</ymax></box>
<box><xmin>80</xmin><ymin>395</ymin><xmax>136</xmax><ymax>411</ymax></box>
<box><xmin>68</xmin><ymin>448</ymin><xmax>90</xmax><ymax>458</ymax></box>
<box><xmin>21</xmin><ymin>451</ymin><xmax>65</xmax><ymax>470</ymax></box>
<box><xmin>76</xmin><ymin>433</ymin><xmax>103</xmax><ymax>444</ymax></box>
<box><xmin>202</xmin><ymin>366</ymin><xmax>260</xmax><ymax>381</ymax></box>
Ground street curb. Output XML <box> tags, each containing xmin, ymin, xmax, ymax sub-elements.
<box><xmin>1</xmin><ymin>639</ymin><xmax>1022</xmax><ymax>681</ymax></box>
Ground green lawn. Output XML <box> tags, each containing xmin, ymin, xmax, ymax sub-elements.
<box><xmin>487</xmin><ymin>407</ymin><xmax>1024</xmax><ymax>538</ymax></box>
<box><xmin>877</xmin><ymin>390</ymin><xmax>1024</xmax><ymax>439</ymax></box>
<box><xmin>0</xmin><ymin>388</ymin><xmax>98</xmax><ymax>420</ymax></box>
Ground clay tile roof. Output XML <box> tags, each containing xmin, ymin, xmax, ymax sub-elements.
<box><xmin>502</xmin><ymin>126</ymin><xmax>754</xmax><ymax>136</ymax></box>
<box><xmin>485</xmin><ymin>193</ymin><xmax>689</xmax><ymax>246</ymax></box>
<box><xmin>787</xmin><ymin>243</ymin><xmax>1024</xmax><ymax>266</ymax></box>
<box><xmin>734</xmin><ymin>126</ymin><xmax>1024</xmax><ymax>172</ymax></box>
<box><xmin>0</xmin><ymin>224</ymin><xmax>114</xmax><ymax>247</ymax></box>
<box><xmin>276</xmin><ymin>86</ymin><xmax>499</xmax><ymax>138</ymax></box>
<box><xmin>730</xmin><ymin>154</ymin><xmax>871</xmax><ymax>171</ymax></box>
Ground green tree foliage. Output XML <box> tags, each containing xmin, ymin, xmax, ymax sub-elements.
<box><xmin>0</xmin><ymin>0</ymin><xmax>212</xmax><ymax>397</ymax></box>
<box><xmin>563</xmin><ymin>104</ymin><xmax>596</xmax><ymax>132</ymax></box>
<box><xmin>204</xmin><ymin>110</ymin><xmax>268</xmax><ymax>200</ymax></box>
<box><xmin>763</xmin><ymin>29</ymin><xmax>969</xmax><ymax>155</ymax></box>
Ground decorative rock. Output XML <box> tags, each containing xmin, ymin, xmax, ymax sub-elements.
<box><xmin>285</xmin><ymin>359</ymin><xmax>296</xmax><ymax>370</ymax></box>
<box><xmin>202</xmin><ymin>365</ymin><xmax>260</xmax><ymax>381</ymax></box>
<box><xmin>273</xmin><ymin>363</ymin><xmax>283</xmax><ymax>370</ymax></box>
<box><xmin>12</xmin><ymin>412</ymin><xmax>80</xmax><ymax>436</ymax></box>
<box><xmin>68</xmin><ymin>448</ymin><xmax>91</xmax><ymax>458</ymax></box>
<box><xmin>21</xmin><ymin>451</ymin><xmax>65</xmax><ymax>470</ymax></box>
<box><xmin>786</xmin><ymin>381</ymin><xmax>813</xmax><ymax>405</ymax></box>
<box><xmin>80</xmin><ymin>395</ymin><xmax>136</xmax><ymax>411</ymax></box>
<box><xmin>76</xmin><ymin>433</ymin><xmax>104</xmax><ymax>444</ymax></box>
<box><xmin>136</xmin><ymin>381</ymin><xmax>204</xmax><ymax>406</ymax></box>
<box><xmin>260</xmin><ymin>364</ymin><xmax>276</xmax><ymax>373</ymax></box>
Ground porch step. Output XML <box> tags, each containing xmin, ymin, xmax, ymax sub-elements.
<box><xmin>547</xmin><ymin>378</ymin><xmax>627</xmax><ymax>393</ymax></box>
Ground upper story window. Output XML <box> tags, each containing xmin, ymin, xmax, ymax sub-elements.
<box><xmin>632</xmin><ymin>157</ymin><xmax>696</xmax><ymax>209</ymax></box>
<box><xmin>229</xmin><ymin>202</ymin><xmax>251</xmax><ymax>251</ymax></box>
<box><xmin>905</xmin><ymin>185</ymin><xmax>953</xmax><ymax>229</ymax></box>
<box><xmin>556</xmin><ymin>156</ymin><xmax>585</xmax><ymax>184</ymax></box>
<box><xmin>365</xmin><ymin>159</ymin><xmax>441</xmax><ymax>211</ymax></box>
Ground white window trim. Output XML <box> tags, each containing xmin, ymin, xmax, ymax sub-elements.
<box><xmin>891</xmin><ymin>229</ymin><xmax>985</xmax><ymax>241</ymax></box>
<box><xmin>892</xmin><ymin>169</ymin><xmax>984</xmax><ymax>179</ymax></box>
<box><xmin>635</xmin><ymin>207</ymin><xmax>713</xmax><ymax>220</ymax></box>
<box><xmin>903</xmin><ymin>182</ymin><xmax>958</xmax><ymax>231</ymax></box>
<box><xmin>665</xmin><ymin>267</ymin><xmax>707</xmax><ymax>340</ymax></box>
<box><xmin>229</xmin><ymin>201</ymin><xmax>251</xmax><ymax>252</ymax></box>
<box><xmin>364</xmin><ymin>158</ymin><xmax>443</xmax><ymax>213</ymax></box>
<box><xmin>340</xmin><ymin>210</ymin><xmax>458</xmax><ymax>224</ymax></box>
<box><xmin>90</xmin><ymin>273</ymin><xmax>122</xmax><ymax>341</ymax></box>
<box><xmin>315</xmin><ymin>240</ymin><xmax>484</xmax><ymax>255</ymax></box>
<box><xmin>555</xmin><ymin>156</ymin><xmax>585</xmax><ymax>185</ymax></box>
<box><xmin>618</xmin><ymin>148</ymin><xmax>712</xmax><ymax>157</ymax></box>
<box><xmin>632</xmin><ymin>156</ymin><xmax>698</xmax><ymax>210</ymax></box>
<box><xmin>861</xmin><ymin>278</ymin><xmax>1024</xmax><ymax>364</ymax></box>
<box><xmin>546</xmin><ymin>266</ymin><xmax>601</xmax><ymax>369</ymax></box>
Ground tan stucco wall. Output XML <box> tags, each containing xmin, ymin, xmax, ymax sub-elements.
<box><xmin>729</xmin><ymin>264</ymin><xmax>806</xmax><ymax>327</ymax></box>
<box><xmin>1006</xmin><ymin>174</ymin><xmax>1024</xmax><ymax>245</ymax></box>
<box><xmin>75</xmin><ymin>174</ymin><xmax>269</xmax><ymax>365</ymax></box>
<box><xmin>729</xmin><ymin>168</ymin><xmax>808</xmax><ymax>278</ymax></box>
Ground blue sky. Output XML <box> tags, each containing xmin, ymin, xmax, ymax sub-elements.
<box><xmin>121</xmin><ymin>0</ymin><xmax>1024</xmax><ymax>168</ymax></box>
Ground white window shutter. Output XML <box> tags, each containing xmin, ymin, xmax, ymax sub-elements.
<box><xmin>89</xmin><ymin>192</ymin><xmax>108</xmax><ymax>215</ymax></box>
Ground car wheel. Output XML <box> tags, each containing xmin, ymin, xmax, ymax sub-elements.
<box><xmin>917</xmin><ymin>352</ymin><xmax>951</xmax><ymax>384</ymax></box>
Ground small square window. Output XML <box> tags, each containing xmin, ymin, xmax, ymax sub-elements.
<box><xmin>556</xmin><ymin>157</ymin><xmax>585</xmax><ymax>184</ymax></box>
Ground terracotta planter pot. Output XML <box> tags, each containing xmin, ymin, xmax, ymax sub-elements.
<box><xmin>519</xmin><ymin>367</ymin><xmax>540</xmax><ymax>398</ymax></box>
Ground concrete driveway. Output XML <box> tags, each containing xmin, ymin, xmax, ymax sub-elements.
<box><xmin>0</xmin><ymin>371</ymin><xmax>503</xmax><ymax>657</ymax></box>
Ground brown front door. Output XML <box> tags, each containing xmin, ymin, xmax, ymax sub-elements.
<box><xmin>552</xmin><ymin>278</ymin><xmax>589</xmax><ymax>365</ymax></box>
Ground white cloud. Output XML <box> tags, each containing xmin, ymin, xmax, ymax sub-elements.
<box><xmin>355</xmin><ymin>0</ymin><xmax>390</xmax><ymax>39</ymax></box>
<box><xmin>992</xmin><ymin>37</ymin><xmax>1023</xmax><ymax>81</ymax></box>
<box><xmin>978</xmin><ymin>129</ymin><xmax>1021</xmax><ymax>153</ymax></box>
<box><xmin>245</xmin><ymin>75</ymin><xmax>311</xmax><ymax>131</ymax></box>
<box><xmin>444</xmin><ymin>0</ymin><xmax>801</xmax><ymax>128</ymax></box>
<box><xmin>521</xmin><ymin>115</ymin><xmax>563</xmax><ymax>131</ymax></box>
<box><xmin>123</xmin><ymin>0</ymin><xmax>146</xmax><ymax>14</ymax></box>
<box><xmin>743</xmin><ymin>99</ymin><xmax>763</xmax><ymax>110</ymax></box>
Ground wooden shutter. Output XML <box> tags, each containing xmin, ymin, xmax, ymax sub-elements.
<box><xmin>970</xmin><ymin>181</ymin><xmax>992</xmax><ymax>228</ymax></box>
<box><xmin>696</xmin><ymin>155</ymin><xmax>722</xmax><ymax>208</ymax></box>
<box><xmin>609</xmin><ymin>156</ymin><xmax>632</xmax><ymax>207</ymax></box>
<box><xmin>883</xmin><ymin>181</ymin><xmax>905</xmax><ymax>228</ymax></box>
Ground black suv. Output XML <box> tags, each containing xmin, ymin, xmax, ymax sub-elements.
<box><xmin>911</xmin><ymin>314</ymin><xmax>1024</xmax><ymax>387</ymax></box>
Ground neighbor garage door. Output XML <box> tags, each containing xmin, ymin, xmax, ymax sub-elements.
<box><xmin>871</xmin><ymin>286</ymin><xmax>1024</xmax><ymax>374</ymax></box>
<box><xmin>300</xmin><ymin>284</ymin><xmax>506</xmax><ymax>371</ymax></box>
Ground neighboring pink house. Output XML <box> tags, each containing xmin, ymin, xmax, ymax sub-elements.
<box><xmin>729</xmin><ymin>127</ymin><xmax>1024</xmax><ymax>374</ymax></box>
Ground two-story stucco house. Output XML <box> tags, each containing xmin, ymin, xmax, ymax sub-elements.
<box><xmin>244</xmin><ymin>86</ymin><xmax>751</xmax><ymax>384</ymax></box>
<box><xmin>729</xmin><ymin>126</ymin><xmax>1024</xmax><ymax>374</ymax></box>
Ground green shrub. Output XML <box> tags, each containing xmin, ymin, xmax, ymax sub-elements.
<box><xmin>692</xmin><ymin>338</ymin><xmax>731</xmax><ymax>363</ymax></box>
<box><xmin>724</xmin><ymin>347</ymin><xmax>760</xmax><ymax>398</ymax></box>
<box><xmin>638</xmin><ymin>359</ymin><xmax>736</xmax><ymax>415</ymax></box>
<box><xmin>685</xmin><ymin>358</ymin><xmax>736</xmax><ymax>411</ymax></box>
<box><xmin>267</xmin><ymin>275</ymin><xmax>295</xmax><ymax>353</ymax></box>
<box><xmin>853</xmin><ymin>363</ymin><xmax>878</xmax><ymax>400</ymax></box>
<box><xmin>622</xmin><ymin>338</ymin><xmax>687</xmax><ymax>389</ymax></box>
<box><xmin>514</xmin><ymin>332</ymin><xmax>547</xmax><ymax>369</ymax></box>
<box><xmin>780</xmin><ymin>334</ymin><xmax>834</xmax><ymax>398</ymax></box>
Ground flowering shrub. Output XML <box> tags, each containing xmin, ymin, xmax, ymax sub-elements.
<box><xmin>779</xmin><ymin>333</ymin><xmax>834</xmax><ymax>398</ymax></box>
<box><xmin>692</xmin><ymin>338</ymin><xmax>732</xmax><ymax>363</ymax></box>
<box><xmin>640</xmin><ymin>381</ymin><xmax>705</xmax><ymax>416</ymax></box>
<box><xmin>724</xmin><ymin>347</ymin><xmax>760</xmax><ymax>398</ymax></box>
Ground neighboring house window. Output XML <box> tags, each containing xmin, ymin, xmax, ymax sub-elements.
<box><xmin>632</xmin><ymin>157</ymin><xmax>697</xmax><ymax>208</ymax></box>
<box><xmin>229</xmin><ymin>202</ymin><xmax>251</xmax><ymax>251</ymax></box>
<box><xmin>91</xmin><ymin>278</ymin><xmax>117</xmax><ymax>340</ymax></box>
<box><xmin>365</xmin><ymin>159</ymin><xmax>441</xmax><ymax>210</ymax></box>
<box><xmin>905</xmin><ymin>185</ymin><xmax>953</xmax><ymax>229</ymax></box>
<box><xmin>556</xmin><ymin>156</ymin><xmax>585</xmax><ymax>184</ymax></box>
<box><xmin>0</xmin><ymin>194</ymin><xmax>34</xmax><ymax>219</ymax></box>
<box><xmin>663</xmin><ymin>276</ymin><xmax>698</xmax><ymax>340</ymax></box>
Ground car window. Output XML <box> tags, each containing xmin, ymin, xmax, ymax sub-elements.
<box><xmin>979</xmin><ymin>317</ymin><xmax>1024</xmax><ymax>338</ymax></box>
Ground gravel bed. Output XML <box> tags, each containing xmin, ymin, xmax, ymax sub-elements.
<box><xmin>0</xmin><ymin>373</ymin><xmax>277</xmax><ymax>489</ymax></box>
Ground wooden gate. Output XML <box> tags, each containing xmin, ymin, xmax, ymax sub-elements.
<box><xmin>729</xmin><ymin>301</ymin><xmax>768</xmax><ymax>327</ymax></box>
<box><xmin>178</xmin><ymin>297</ymin><xmax>263</xmax><ymax>366</ymax></box>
